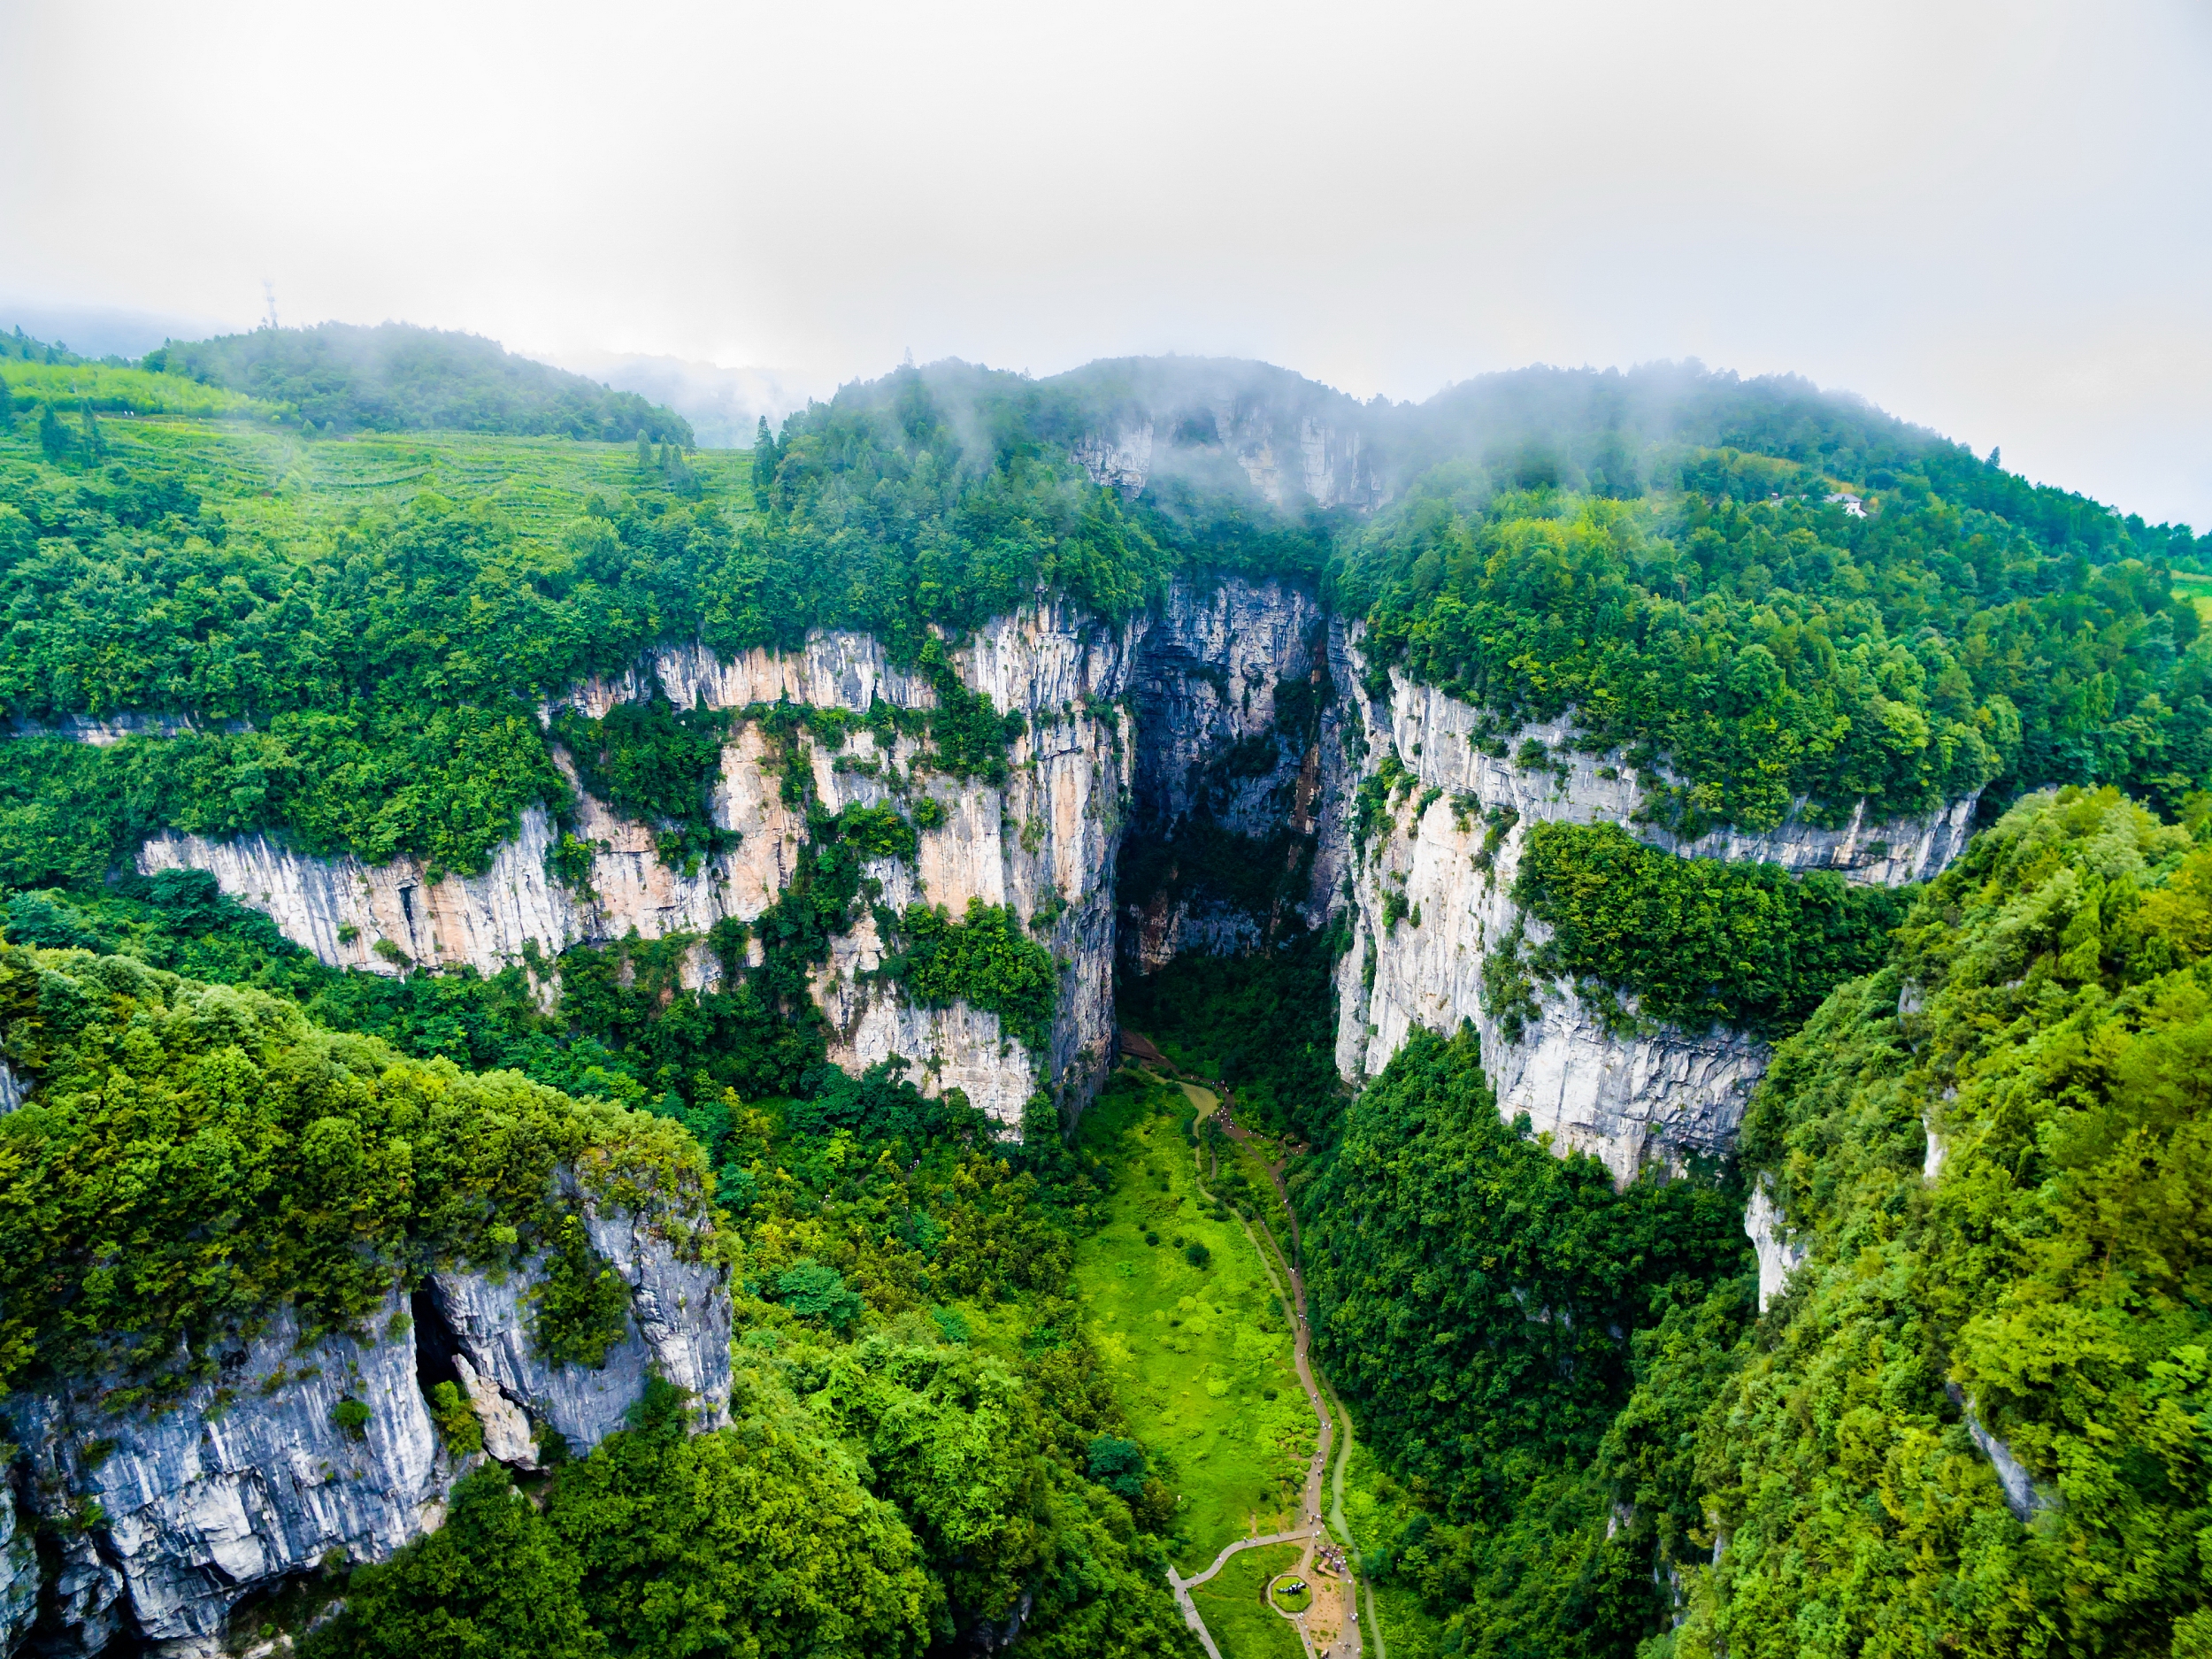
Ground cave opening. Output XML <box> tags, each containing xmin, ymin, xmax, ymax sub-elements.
<box><xmin>409</xmin><ymin>1285</ymin><xmax>466</xmax><ymax>1404</ymax></box>
<box><xmin>1106</xmin><ymin>600</ymin><xmax>1350</xmax><ymax>1146</ymax></box>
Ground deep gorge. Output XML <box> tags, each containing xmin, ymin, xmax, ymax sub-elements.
<box><xmin>3</xmin><ymin>339</ymin><xmax>2204</xmax><ymax>1657</ymax></box>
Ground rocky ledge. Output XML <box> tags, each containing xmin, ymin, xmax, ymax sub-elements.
<box><xmin>3</xmin><ymin>1187</ymin><xmax>730</xmax><ymax>1658</ymax></box>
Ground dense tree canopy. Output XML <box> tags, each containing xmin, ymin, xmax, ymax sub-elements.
<box><xmin>4</xmin><ymin>336</ymin><xmax>2210</xmax><ymax>1655</ymax></box>
<box><xmin>1339</xmin><ymin>482</ymin><xmax>2206</xmax><ymax>830</ymax></box>
<box><xmin>1513</xmin><ymin>819</ymin><xmax>1909</xmax><ymax>1037</ymax></box>
<box><xmin>1</xmin><ymin>350</ymin><xmax>2206</xmax><ymax>888</ymax></box>
<box><xmin>1302</xmin><ymin>1026</ymin><xmax>1752</xmax><ymax>1655</ymax></box>
<box><xmin>0</xmin><ymin>936</ymin><xmax>710</xmax><ymax>1402</ymax></box>
<box><xmin>1671</xmin><ymin>788</ymin><xmax>2212</xmax><ymax>1658</ymax></box>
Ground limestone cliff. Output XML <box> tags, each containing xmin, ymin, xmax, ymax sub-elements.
<box><xmin>0</xmin><ymin>1487</ymin><xmax>36</xmax><ymax>1659</ymax></box>
<box><xmin>1117</xmin><ymin>579</ymin><xmax>1345</xmax><ymax>972</ymax></box>
<box><xmin>103</xmin><ymin>582</ymin><xmax>1978</xmax><ymax>1171</ymax></box>
<box><xmin>6</xmin><ymin>1186</ymin><xmax>731</xmax><ymax>1657</ymax></box>
<box><xmin>1063</xmin><ymin>360</ymin><xmax>1387</xmax><ymax>512</ymax></box>
<box><xmin>139</xmin><ymin>607</ymin><xmax>1138</xmax><ymax>1128</ymax></box>
<box><xmin>1327</xmin><ymin>633</ymin><xmax>1979</xmax><ymax>1179</ymax></box>
<box><xmin>1074</xmin><ymin>412</ymin><xmax>1383</xmax><ymax>512</ymax></box>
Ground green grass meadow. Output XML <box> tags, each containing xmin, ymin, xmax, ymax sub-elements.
<box><xmin>1073</xmin><ymin>1068</ymin><xmax>1315</xmax><ymax>1575</ymax></box>
<box><xmin>1187</xmin><ymin>1541</ymin><xmax>1305</xmax><ymax>1659</ymax></box>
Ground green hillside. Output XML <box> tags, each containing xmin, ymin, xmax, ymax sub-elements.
<box><xmin>147</xmin><ymin>321</ymin><xmax>695</xmax><ymax>442</ymax></box>
<box><xmin>3</xmin><ymin>352</ymin><xmax>2203</xmax><ymax>892</ymax></box>
<box><xmin>1302</xmin><ymin>786</ymin><xmax>2212</xmax><ymax>1657</ymax></box>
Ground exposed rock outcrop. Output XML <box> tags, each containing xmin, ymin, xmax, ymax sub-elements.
<box><xmin>1328</xmin><ymin>634</ymin><xmax>1979</xmax><ymax>1179</ymax></box>
<box><xmin>1118</xmin><ymin>579</ymin><xmax>1342</xmax><ymax>972</ymax></box>
<box><xmin>1745</xmin><ymin>1177</ymin><xmax>1809</xmax><ymax>1311</ymax></box>
<box><xmin>7</xmin><ymin>1194</ymin><xmax>733</xmax><ymax>1656</ymax></box>
<box><xmin>136</xmin><ymin>609</ymin><xmax>1140</xmax><ymax>1129</ymax></box>
<box><xmin>96</xmin><ymin>580</ymin><xmax>1978</xmax><ymax>1171</ymax></box>
<box><xmin>0</xmin><ymin>1486</ymin><xmax>38</xmax><ymax>1657</ymax></box>
<box><xmin>1944</xmin><ymin>1383</ymin><xmax>2056</xmax><ymax>1522</ymax></box>
<box><xmin>429</xmin><ymin>1182</ymin><xmax>733</xmax><ymax>1467</ymax></box>
<box><xmin>1070</xmin><ymin>375</ymin><xmax>1386</xmax><ymax>511</ymax></box>
<box><xmin>14</xmin><ymin>1288</ymin><xmax>446</xmax><ymax>1658</ymax></box>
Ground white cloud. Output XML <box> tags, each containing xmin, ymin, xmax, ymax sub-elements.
<box><xmin>3</xmin><ymin>0</ymin><xmax>2208</xmax><ymax>521</ymax></box>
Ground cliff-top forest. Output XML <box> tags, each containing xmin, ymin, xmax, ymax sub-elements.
<box><xmin>0</xmin><ymin>320</ymin><xmax>2207</xmax><ymax>1658</ymax></box>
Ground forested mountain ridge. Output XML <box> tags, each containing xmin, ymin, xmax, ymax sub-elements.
<box><xmin>1686</xmin><ymin>787</ymin><xmax>2212</xmax><ymax>1655</ymax></box>
<box><xmin>142</xmin><ymin>321</ymin><xmax>695</xmax><ymax>442</ymax></box>
<box><xmin>1303</xmin><ymin>786</ymin><xmax>2212</xmax><ymax>1658</ymax></box>
<box><xmin>1</xmin><ymin>349</ymin><xmax>2197</xmax><ymax>889</ymax></box>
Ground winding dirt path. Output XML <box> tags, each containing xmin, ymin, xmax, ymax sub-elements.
<box><xmin>1158</xmin><ymin>1071</ymin><xmax>1362</xmax><ymax>1659</ymax></box>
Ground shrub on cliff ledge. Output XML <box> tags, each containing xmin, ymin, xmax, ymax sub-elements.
<box><xmin>1515</xmin><ymin>820</ymin><xmax>1909</xmax><ymax>1037</ymax></box>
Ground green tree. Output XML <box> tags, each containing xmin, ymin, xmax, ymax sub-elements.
<box><xmin>303</xmin><ymin>1466</ymin><xmax>602</xmax><ymax>1659</ymax></box>
<box><xmin>1678</xmin><ymin>787</ymin><xmax>2212</xmax><ymax>1659</ymax></box>
<box><xmin>752</xmin><ymin>415</ymin><xmax>780</xmax><ymax>510</ymax></box>
<box><xmin>1304</xmin><ymin>1025</ymin><xmax>1749</xmax><ymax>1654</ymax></box>
<box><xmin>546</xmin><ymin>1379</ymin><xmax>937</xmax><ymax>1659</ymax></box>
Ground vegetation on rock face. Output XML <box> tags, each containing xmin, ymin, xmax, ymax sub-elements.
<box><xmin>1662</xmin><ymin>787</ymin><xmax>2212</xmax><ymax>1658</ymax></box>
<box><xmin>1</xmin><ymin>349</ymin><xmax>2206</xmax><ymax>885</ymax></box>
<box><xmin>6</xmin><ymin>338</ymin><xmax>2212</xmax><ymax>1652</ymax></box>
<box><xmin>1315</xmin><ymin>790</ymin><xmax>2212</xmax><ymax>1655</ymax></box>
<box><xmin>887</xmin><ymin>898</ymin><xmax>1057</xmax><ymax>1050</ymax></box>
<box><xmin>549</xmin><ymin>694</ymin><xmax>735</xmax><ymax>871</ymax></box>
<box><xmin>0</xmin><ymin>896</ymin><xmax>1197</xmax><ymax>1655</ymax></box>
<box><xmin>1340</xmin><ymin>485</ymin><xmax>2204</xmax><ymax>834</ymax></box>
<box><xmin>1514</xmin><ymin>819</ymin><xmax>1910</xmax><ymax>1037</ymax></box>
<box><xmin>0</xmin><ymin>939</ymin><xmax>706</xmax><ymax>1403</ymax></box>
<box><xmin>1338</xmin><ymin>365</ymin><xmax>2208</xmax><ymax>832</ymax></box>
<box><xmin>305</xmin><ymin>1384</ymin><xmax>936</xmax><ymax>1659</ymax></box>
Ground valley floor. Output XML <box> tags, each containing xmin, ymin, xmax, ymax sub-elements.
<box><xmin>1078</xmin><ymin>1054</ymin><xmax>1415</xmax><ymax>1659</ymax></box>
<box><xmin>1072</xmin><ymin>1067</ymin><xmax>1313</xmax><ymax>1576</ymax></box>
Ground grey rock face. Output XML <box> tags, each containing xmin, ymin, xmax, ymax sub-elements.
<box><xmin>1125</xmin><ymin>580</ymin><xmax>1328</xmax><ymax>836</ymax></box>
<box><xmin>1946</xmin><ymin>1385</ymin><xmax>2056</xmax><ymax>1522</ymax></box>
<box><xmin>12</xmin><ymin>1290</ymin><xmax>446</xmax><ymax>1657</ymax></box>
<box><xmin>8</xmin><ymin>1193</ymin><xmax>732</xmax><ymax>1656</ymax></box>
<box><xmin>0</xmin><ymin>1484</ymin><xmax>39</xmax><ymax>1656</ymax></box>
<box><xmin>1367</xmin><ymin>663</ymin><xmax>1979</xmax><ymax>886</ymax></box>
<box><xmin>1328</xmin><ymin>628</ymin><xmax>1978</xmax><ymax>1179</ymax></box>
<box><xmin>430</xmin><ymin>1181</ymin><xmax>733</xmax><ymax>1464</ymax></box>
<box><xmin>131</xmin><ymin>610</ymin><xmax>1143</xmax><ymax>1133</ymax></box>
<box><xmin>1118</xmin><ymin>579</ymin><xmax>1340</xmax><ymax>973</ymax></box>
<box><xmin>1745</xmin><ymin>1177</ymin><xmax>1809</xmax><ymax>1312</ymax></box>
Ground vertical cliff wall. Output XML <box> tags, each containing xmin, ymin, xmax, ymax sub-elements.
<box><xmin>6</xmin><ymin>1186</ymin><xmax>731</xmax><ymax>1658</ymax></box>
<box><xmin>1326</xmin><ymin>630</ymin><xmax>1979</xmax><ymax>1179</ymax></box>
<box><xmin>138</xmin><ymin>607</ymin><xmax>1139</xmax><ymax>1128</ymax></box>
<box><xmin>101</xmin><ymin>582</ymin><xmax>1978</xmax><ymax>1170</ymax></box>
<box><xmin>1116</xmin><ymin>579</ymin><xmax>1345</xmax><ymax>972</ymax></box>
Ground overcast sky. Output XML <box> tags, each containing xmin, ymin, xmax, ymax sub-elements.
<box><xmin>4</xmin><ymin>0</ymin><xmax>2208</xmax><ymax>525</ymax></box>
